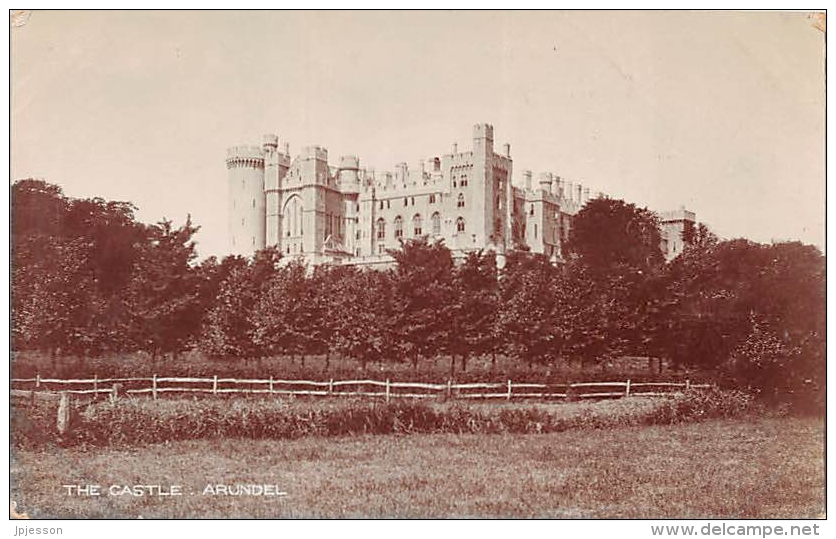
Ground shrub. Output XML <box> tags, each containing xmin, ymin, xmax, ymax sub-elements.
<box><xmin>11</xmin><ymin>390</ymin><xmax>759</xmax><ymax>449</ymax></box>
<box><xmin>647</xmin><ymin>388</ymin><xmax>758</xmax><ymax>425</ymax></box>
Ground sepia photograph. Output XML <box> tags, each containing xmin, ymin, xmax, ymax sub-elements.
<box><xmin>8</xmin><ymin>9</ymin><xmax>826</xmax><ymax>522</ymax></box>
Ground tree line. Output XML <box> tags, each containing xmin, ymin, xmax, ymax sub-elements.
<box><xmin>11</xmin><ymin>180</ymin><xmax>825</xmax><ymax>404</ymax></box>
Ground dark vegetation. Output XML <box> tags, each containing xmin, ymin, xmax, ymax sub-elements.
<box><xmin>11</xmin><ymin>180</ymin><xmax>825</xmax><ymax>411</ymax></box>
<box><xmin>12</xmin><ymin>389</ymin><xmax>756</xmax><ymax>449</ymax></box>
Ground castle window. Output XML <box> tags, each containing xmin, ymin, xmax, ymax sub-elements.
<box><xmin>404</xmin><ymin>197</ymin><xmax>408</xmax><ymax>207</ymax></box>
<box><xmin>377</xmin><ymin>218</ymin><xmax>386</xmax><ymax>239</ymax></box>
<box><xmin>394</xmin><ymin>216</ymin><xmax>403</xmax><ymax>238</ymax></box>
<box><xmin>497</xmin><ymin>196</ymin><xmax>502</xmax><ymax>210</ymax></box>
<box><xmin>380</xmin><ymin>200</ymin><xmax>384</xmax><ymax>210</ymax></box>
<box><xmin>252</xmin><ymin>236</ymin><xmax>255</xmax><ymax>246</ymax></box>
<box><xmin>453</xmin><ymin>180</ymin><xmax>457</xmax><ymax>188</ymax></box>
<box><xmin>283</xmin><ymin>195</ymin><xmax>303</xmax><ymax>237</ymax></box>
<box><xmin>530</xmin><ymin>204</ymin><xmax>534</xmax><ymax>216</ymax></box>
<box><xmin>534</xmin><ymin>224</ymin><xmax>538</xmax><ymax>239</ymax></box>
<box><xmin>413</xmin><ymin>214</ymin><xmax>422</xmax><ymax>237</ymax></box>
<box><xmin>378</xmin><ymin>243</ymin><xmax>385</xmax><ymax>254</ymax></box>
<box><xmin>429</xmin><ymin>194</ymin><xmax>436</xmax><ymax>204</ymax></box>
<box><xmin>460</xmin><ymin>176</ymin><xmax>468</xmax><ymax>187</ymax></box>
<box><xmin>431</xmin><ymin>212</ymin><xmax>441</xmax><ymax>235</ymax></box>
<box><xmin>457</xmin><ymin>194</ymin><xmax>465</xmax><ymax>208</ymax></box>
<box><xmin>411</xmin><ymin>197</ymin><xmax>415</xmax><ymax>206</ymax></box>
<box><xmin>456</xmin><ymin>217</ymin><xmax>465</xmax><ymax>233</ymax></box>
<box><xmin>387</xmin><ymin>200</ymin><xmax>391</xmax><ymax>209</ymax></box>
<box><xmin>252</xmin><ymin>199</ymin><xmax>256</xmax><ymax>208</ymax></box>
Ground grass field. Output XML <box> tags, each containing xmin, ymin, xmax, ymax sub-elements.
<box><xmin>11</xmin><ymin>416</ymin><xmax>823</xmax><ymax>519</ymax></box>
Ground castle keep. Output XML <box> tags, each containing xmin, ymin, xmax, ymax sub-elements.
<box><xmin>227</xmin><ymin>123</ymin><xmax>693</xmax><ymax>265</ymax></box>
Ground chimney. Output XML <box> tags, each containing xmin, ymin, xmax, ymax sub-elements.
<box><xmin>523</xmin><ymin>170</ymin><xmax>533</xmax><ymax>190</ymax></box>
<box><xmin>583</xmin><ymin>187</ymin><xmax>590</xmax><ymax>202</ymax></box>
<box><xmin>282</xmin><ymin>142</ymin><xmax>290</xmax><ymax>155</ymax></box>
<box><xmin>452</xmin><ymin>142</ymin><xmax>458</xmax><ymax>154</ymax></box>
<box><xmin>502</xmin><ymin>143</ymin><xmax>511</xmax><ymax>157</ymax></box>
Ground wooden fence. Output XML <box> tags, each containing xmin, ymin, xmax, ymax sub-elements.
<box><xmin>10</xmin><ymin>375</ymin><xmax>710</xmax><ymax>402</ymax></box>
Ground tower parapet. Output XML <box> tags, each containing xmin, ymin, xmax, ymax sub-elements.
<box><xmin>262</xmin><ymin>134</ymin><xmax>279</xmax><ymax>151</ymax></box>
<box><xmin>226</xmin><ymin>146</ymin><xmax>265</xmax><ymax>169</ymax></box>
<box><xmin>338</xmin><ymin>155</ymin><xmax>361</xmax><ymax>193</ymax></box>
<box><xmin>300</xmin><ymin>145</ymin><xmax>328</xmax><ymax>161</ymax></box>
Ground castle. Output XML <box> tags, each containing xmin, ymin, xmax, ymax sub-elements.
<box><xmin>226</xmin><ymin>123</ymin><xmax>694</xmax><ymax>266</ymax></box>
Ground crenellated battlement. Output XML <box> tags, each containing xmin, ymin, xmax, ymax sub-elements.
<box><xmin>300</xmin><ymin>145</ymin><xmax>329</xmax><ymax>161</ymax></box>
<box><xmin>226</xmin><ymin>145</ymin><xmax>265</xmax><ymax>169</ymax></box>
<box><xmin>660</xmin><ymin>206</ymin><xmax>696</xmax><ymax>223</ymax></box>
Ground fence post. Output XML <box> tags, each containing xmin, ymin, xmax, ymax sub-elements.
<box><xmin>446</xmin><ymin>379</ymin><xmax>453</xmax><ymax>399</ymax></box>
<box><xmin>385</xmin><ymin>379</ymin><xmax>390</xmax><ymax>403</ymax></box>
<box><xmin>328</xmin><ymin>379</ymin><xmax>334</xmax><ymax>395</ymax></box>
<box><xmin>93</xmin><ymin>374</ymin><xmax>98</xmax><ymax>400</ymax></box>
<box><xmin>269</xmin><ymin>376</ymin><xmax>274</xmax><ymax>395</ymax></box>
<box><xmin>57</xmin><ymin>392</ymin><xmax>70</xmax><ymax>435</ymax></box>
<box><xmin>152</xmin><ymin>374</ymin><xmax>158</xmax><ymax>400</ymax></box>
<box><xmin>212</xmin><ymin>375</ymin><xmax>218</xmax><ymax>395</ymax></box>
<box><xmin>625</xmin><ymin>379</ymin><xmax>631</xmax><ymax>398</ymax></box>
<box><xmin>685</xmin><ymin>379</ymin><xmax>691</xmax><ymax>391</ymax></box>
<box><xmin>507</xmin><ymin>379</ymin><xmax>512</xmax><ymax>401</ymax></box>
<box><xmin>35</xmin><ymin>374</ymin><xmax>40</xmax><ymax>389</ymax></box>
<box><xmin>109</xmin><ymin>383</ymin><xmax>121</xmax><ymax>404</ymax></box>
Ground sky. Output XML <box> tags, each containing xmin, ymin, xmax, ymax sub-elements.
<box><xmin>10</xmin><ymin>10</ymin><xmax>826</xmax><ymax>258</ymax></box>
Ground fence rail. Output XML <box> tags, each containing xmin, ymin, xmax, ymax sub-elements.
<box><xmin>11</xmin><ymin>374</ymin><xmax>710</xmax><ymax>402</ymax></box>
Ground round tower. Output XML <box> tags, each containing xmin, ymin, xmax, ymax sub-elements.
<box><xmin>226</xmin><ymin>145</ymin><xmax>266</xmax><ymax>256</ymax></box>
<box><xmin>337</xmin><ymin>155</ymin><xmax>361</xmax><ymax>194</ymax></box>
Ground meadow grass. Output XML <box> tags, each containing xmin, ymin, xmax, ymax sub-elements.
<box><xmin>10</xmin><ymin>416</ymin><xmax>823</xmax><ymax>519</ymax></box>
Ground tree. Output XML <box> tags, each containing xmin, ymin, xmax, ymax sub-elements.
<box><xmin>14</xmin><ymin>236</ymin><xmax>104</xmax><ymax>368</ymax></box>
<box><xmin>388</xmin><ymin>237</ymin><xmax>456</xmax><ymax>369</ymax></box>
<box><xmin>565</xmin><ymin>197</ymin><xmax>664</xmax><ymax>273</ymax></box>
<box><xmin>327</xmin><ymin>267</ymin><xmax>394</xmax><ymax>370</ymax></box>
<box><xmin>450</xmin><ymin>251</ymin><xmax>498</xmax><ymax>374</ymax></box>
<box><xmin>251</xmin><ymin>260</ymin><xmax>316</xmax><ymax>364</ymax></box>
<box><xmin>200</xmin><ymin>247</ymin><xmax>282</xmax><ymax>362</ymax></box>
<box><xmin>497</xmin><ymin>251</ymin><xmax>563</xmax><ymax>369</ymax></box>
<box><xmin>126</xmin><ymin>217</ymin><xmax>202</xmax><ymax>363</ymax></box>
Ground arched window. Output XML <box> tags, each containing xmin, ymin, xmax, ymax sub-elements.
<box><xmin>283</xmin><ymin>196</ymin><xmax>303</xmax><ymax>237</ymax></box>
<box><xmin>456</xmin><ymin>217</ymin><xmax>465</xmax><ymax>233</ymax></box>
<box><xmin>431</xmin><ymin>212</ymin><xmax>441</xmax><ymax>235</ymax></box>
<box><xmin>394</xmin><ymin>216</ymin><xmax>403</xmax><ymax>238</ymax></box>
<box><xmin>412</xmin><ymin>214</ymin><xmax>422</xmax><ymax>236</ymax></box>
<box><xmin>460</xmin><ymin>175</ymin><xmax>468</xmax><ymax>187</ymax></box>
<box><xmin>457</xmin><ymin>194</ymin><xmax>465</xmax><ymax>208</ymax></box>
<box><xmin>376</xmin><ymin>218</ymin><xmax>385</xmax><ymax>239</ymax></box>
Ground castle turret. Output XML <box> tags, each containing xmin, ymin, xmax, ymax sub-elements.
<box><xmin>472</xmin><ymin>123</ymin><xmax>495</xmax><ymax>247</ymax></box>
<box><xmin>538</xmin><ymin>172</ymin><xmax>553</xmax><ymax>193</ymax></box>
<box><xmin>263</xmin><ymin>134</ymin><xmax>281</xmax><ymax>247</ymax></box>
<box><xmin>337</xmin><ymin>155</ymin><xmax>361</xmax><ymax>194</ymax></box>
<box><xmin>226</xmin><ymin>145</ymin><xmax>266</xmax><ymax>256</ymax></box>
